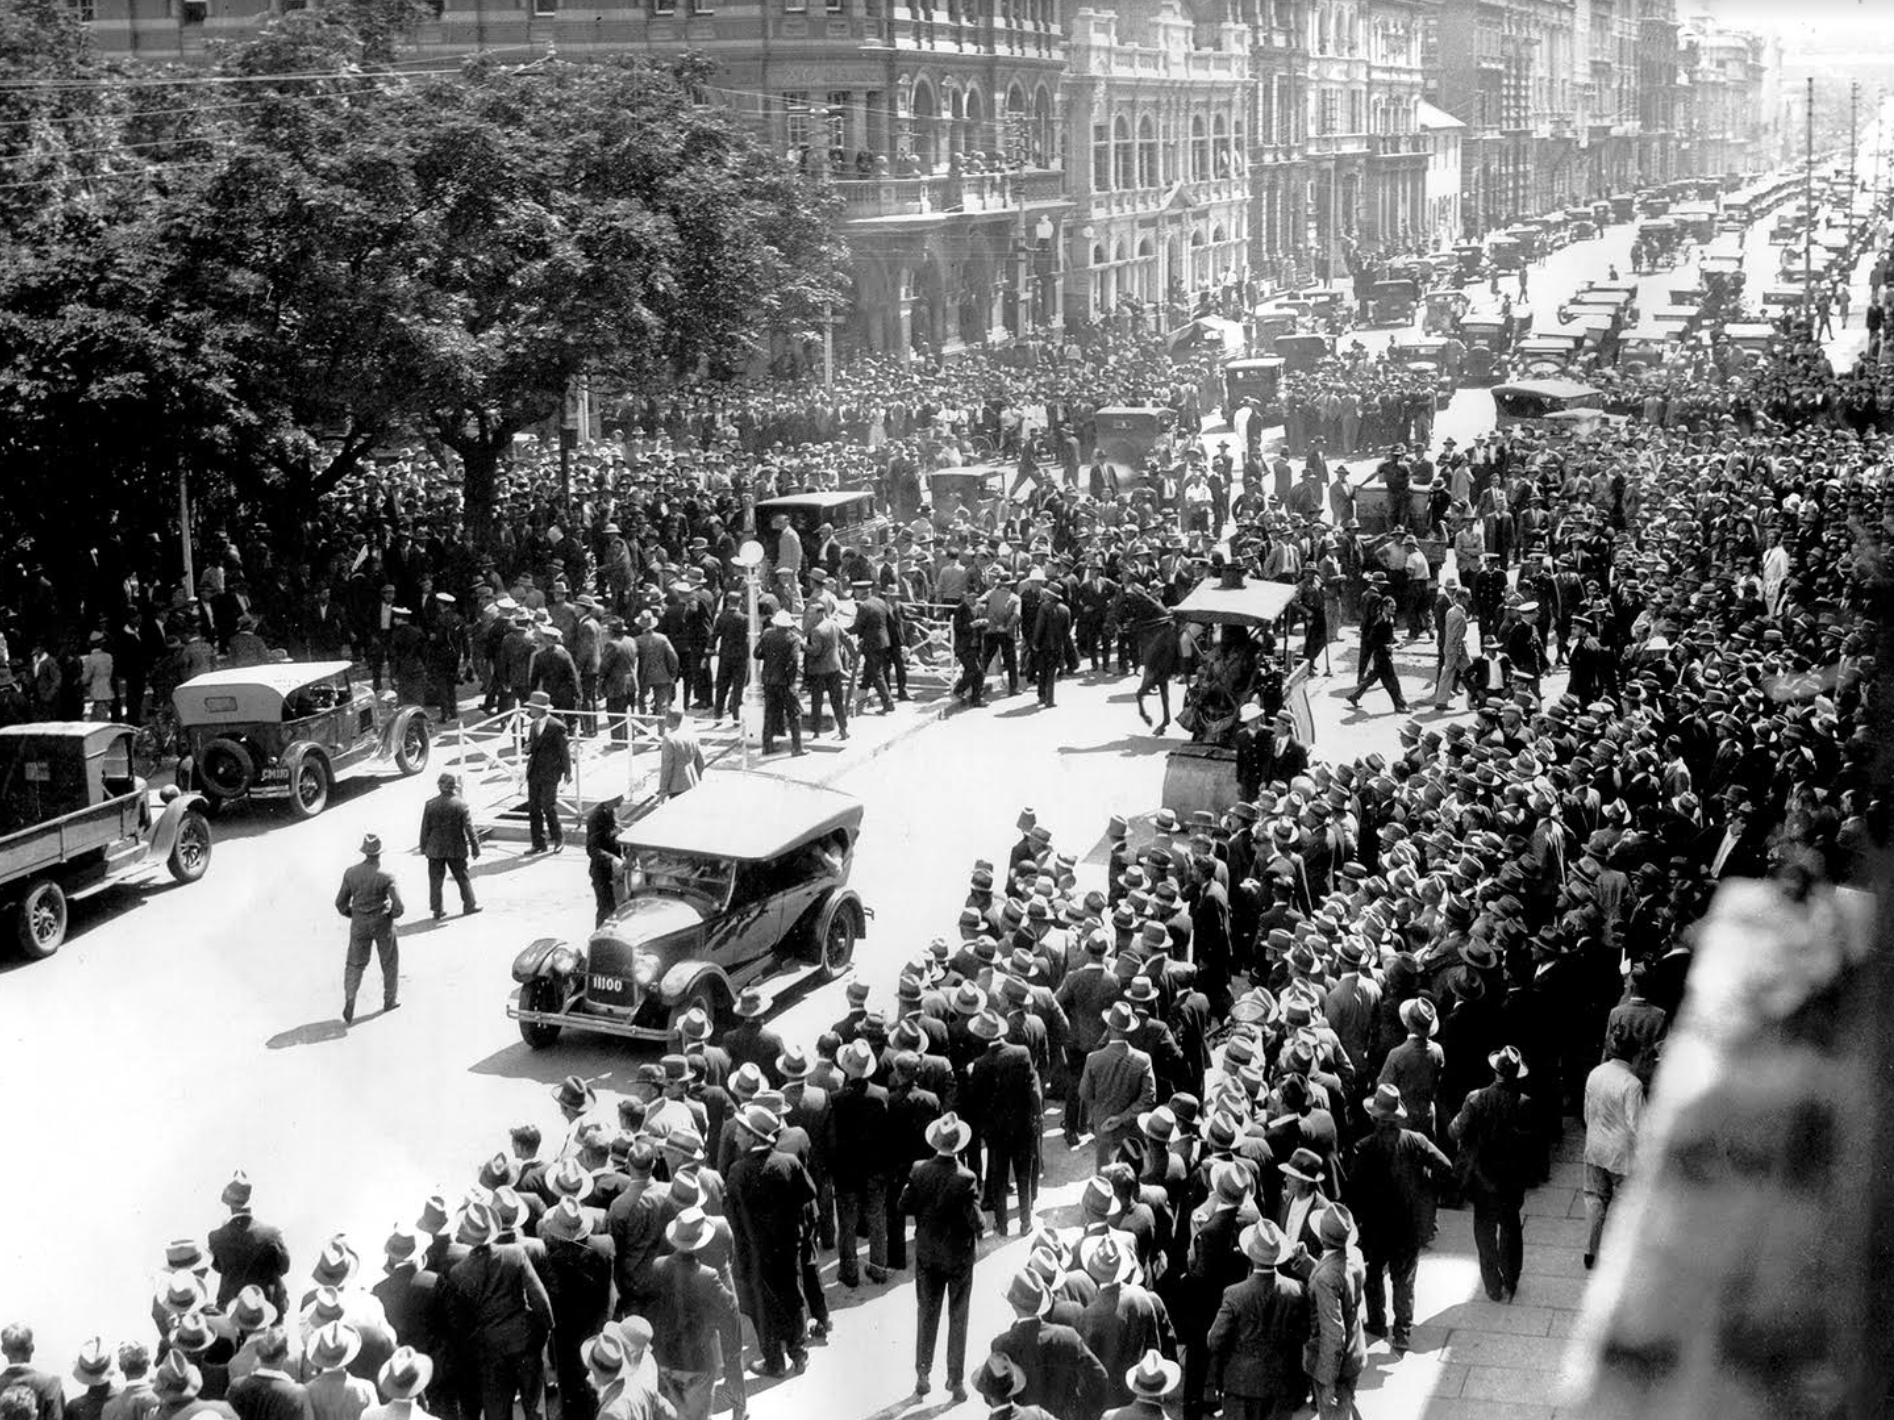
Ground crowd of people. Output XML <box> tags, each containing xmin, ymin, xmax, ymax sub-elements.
<box><xmin>1276</xmin><ymin>366</ymin><xmax>1442</xmax><ymax>460</ymax></box>
<box><xmin>4</xmin><ymin>194</ymin><xmax>1890</xmax><ymax>1420</ymax></box>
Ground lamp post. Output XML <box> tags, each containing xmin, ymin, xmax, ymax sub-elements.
<box><xmin>1033</xmin><ymin>214</ymin><xmax>1055</xmax><ymax>329</ymax></box>
<box><xmin>736</xmin><ymin>540</ymin><xmax>766</xmax><ymax>767</ymax></box>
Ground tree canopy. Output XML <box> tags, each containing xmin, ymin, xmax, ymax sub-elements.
<box><xmin>0</xmin><ymin>7</ymin><xmax>849</xmax><ymax>569</ymax></box>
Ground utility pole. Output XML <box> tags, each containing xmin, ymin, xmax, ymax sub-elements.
<box><xmin>1805</xmin><ymin>75</ymin><xmax>1814</xmax><ymax>303</ymax></box>
<box><xmin>1851</xmin><ymin>81</ymin><xmax>1859</xmax><ymax>199</ymax></box>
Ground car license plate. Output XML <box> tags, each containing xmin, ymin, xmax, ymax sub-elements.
<box><xmin>589</xmin><ymin>974</ymin><xmax>628</xmax><ymax>997</ymax></box>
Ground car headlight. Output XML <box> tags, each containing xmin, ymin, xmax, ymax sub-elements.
<box><xmin>548</xmin><ymin>946</ymin><xmax>581</xmax><ymax>977</ymax></box>
<box><xmin>631</xmin><ymin>951</ymin><xmax>661</xmax><ymax>988</ymax></box>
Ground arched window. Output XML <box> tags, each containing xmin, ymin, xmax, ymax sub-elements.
<box><xmin>963</xmin><ymin>86</ymin><xmax>984</xmax><ymax>160</ymax></box>
<box><xmin>1212</xmin><ymin>113</ymin><xmax>1230</xmax><ymax>177</ymax></box>
<box><xmin>1005</xmin><ymin>84</ymin><xmax>1027</xmax><ymax>165</ymax></box>
<box><xmin>911</xmin><ymin>80</ymin><xmax>937</xmax><ymax>171</ymax></box>
<box><xmin>1191</xmin><ymin>115</ymin><xmax>1208</xmax><ymax>181</ymax></box>
<box><xmin>1113</xmin><ymin>115</ymin><xmax>1133</xmax><ymax>191</ymax></box>
<box><xmin>1093</xmin><ymin>122</ymin><xmax>1111</xmax><ymax>189</ymax></box>
<box><xmin>1137</xmin><ymin>114</ymin><xmax>1158</xmax><ymax>188</ymax></box>
<box><xmin>1034</xmin><ymin>85</ymin><xmax>1054</xmax><ymax>168</ymax></box>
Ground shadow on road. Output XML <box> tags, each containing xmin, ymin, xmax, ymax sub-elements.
<box><xmin>466</xmin><ymin>1035</ymin><xmax>651</xmax><ymax>1092</ymax></box>
<box><xmin>266</xmin><ymin>1018</ymin><xmax>349</xmax><ymax>1049</ymax></box>
<box><xmin>1056</xmin><ymin>735</ymin><xmax>1175</xmax><ymax>758</ymax></box>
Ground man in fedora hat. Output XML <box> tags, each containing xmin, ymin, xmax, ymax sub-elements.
<box><xmin>646</xmin><ymin>1209</ymin><xmax>744</xmax><ymax>1420</ymax></box>
<box><xmin>210</xmin><ymin>1174</ymin><xmax>292</xmax><ymax>1319</ymax></box>
<box><xmin>831</xmin><ymin>1039</ymin><xmax>893</xmax><ymax>1286</ymax></box>
<box><xmin>722</xmin><ymin>1106</ymin><xmax>816</xmax><ymax>1379</ymax></box>
<box><xmin>1074</xmin><ymin>1237</ymin><xmax>1174</xmax><ymax>1410</ymax></box>
<box><xmin>224</xmin><ymin>1329</ymin><xmax>304</xmax><ymax>1420</ymax></box>
<box><xmin>150</xmin><ymin>1350</ymin><xmax>236</xmax><ymax>1420</ymax></box>
<box><xmin>436</xmin><ymin>1205</ymin><xmax>551</xmax><ymax>1420</ymax></box>
<box><xmin>1345</xmin><ymin>1085</ymin><xmax>1450</xmax><ymax>1352</ymax></box>
<box><xmin>585</xmin><ymin>1320</ymin><xmax>661</xmax><ymax>1420</ymax></box>
<box><xmin>899</xmin><ymin>1113</ymin><xmax>983</xmax><ymax>1400</ymax></box>
<box><xmin>722</xmin><ymin>990</ymin><xmax>787</xmax><ymax>1084</ymax></box>
<box><xmin>964</xmin><ymin>1011</ymin><xmax>1042</xmax><ymax>1237</ymax></box>
<box><xmin>972</xmin><ymin>1352</ymin><xmax>1052</xmax><ymax>1420</ymax></box>
<box><xmin>522</xmin><ymin>691</ymin><xmax>571</xmax><ymax>855</ymax></box>
<box><xmin>1103</xmin><ymin>1349</ymin><xmax>1179</xmax><ymax>1420</ymax></box>
<box><xmin>1080</xmin><ymin>1004</ymin><xmax>1156</xmax><ymax>1170</ymax></box>
<box><xmin>68</xmin><ymin>1339</ymin><xmax>121</xmax><ymax>1420</ymax></box>
<box><xmin>369</xmin><ymin>1234</ymin><xmax>442</xmax><ymax>1411</ymax></box>
<box><xmin>1448</xmin><ymin>1045</ymin><xmax>1535</xmax><ymax>1303</ymax></box>
<box><xmin>417</xmin><ymin>773</ymin><xmax>480</xmax><ymax>921</ymax></box>
<box><xmin>1205</xmin><ymin>1221</ymin><xmax>1308</xmax><ymax>1420</ymax></box>
<box><xmin>301</xmin><ymin>1323</ymin><xmax>373</xmax><ymax>1420</ymax></box>
<box><xmin>1376</xmin><ymin>998</ymin><xmax>1443</xmax><ymax>1137</ymax></box>
<box><xmin>334</xmin><ymin>835</ymin><xmax>405</xmax><ymax>1024</ymax></box>
<box><xmin>1304</xmin><ymin>1205</ymin><xmax>1364</xmax><ymax>1420</ymax></box>
<box><xmin>363</xmin><ymin>1348</ymin><xmax>431</xmax><ymax>1420</ymax></box>
<box><xmin>989</xmin><ymin>1271</ymin><xmax>1107</xmax><ymax>1420</ymax></box>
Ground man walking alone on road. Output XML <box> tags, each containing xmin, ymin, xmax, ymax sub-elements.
<box><xmin>334</xmin><ymin>834</ymin><xmax>404</xmax><ymax>1024</ymax></box>
<box><xmin>418</xmin><ymin>772</ymin><xmax>481</xmax><ymax>920</ymax></box>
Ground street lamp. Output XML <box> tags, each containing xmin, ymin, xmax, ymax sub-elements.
<box><xmin>736</xmin><ymin>540</ymin><xmax>766</xmax><ymax>767</ymax></box>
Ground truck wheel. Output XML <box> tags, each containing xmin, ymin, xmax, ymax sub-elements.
<box><xmin>167</xmin><ymin>810</ymin><xmax>213</xmax><ymax>884</ymax></box>
<box><xmin>288</xmin><ymin>755</ymin><xmax>331</xmax><ymax>820</ymax></box>
<box><xmin>395</xmin><ymin>715</ymin><xmax>430</xmax><ymax>776</ymax></box>
<box><xmin>16</xmin><ymin>879</ymin><xmax>68</xmax><ymax>960</ymax></box>
<box><xmin>518</xmin><ymin>978</ymin><xmax>563</xmax><ymax>1049</ymax></box>
<box><xmin>816</xmin><ymin>898</ymin><xmax>861</xmax><ymax>982</ymax></box>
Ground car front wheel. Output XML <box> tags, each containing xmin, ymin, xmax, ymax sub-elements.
<box><xmin>518</xmin><ymin>978</ymin><xmax>563</xmax><ymax>1049</ymax></box>
<box><xmin>16</xmin><ymin>879</ymin><xmax>69</xmax><ymax>960</ymax></box>
<box><xmin>668</xmin><ymin>981</ymin><xmax>720</xmax><ymax>1035</ymax></box>
<box><xmin>817</xmin><ymin>898</ymin><xmax>860</xmax><ymax>982</ymax></box>
<box><xmin>289</xmin><ymin>755</ymin><xmax>331</xmax><ymax>820</ymax></box>
<box><xmin>395</xmin><ymin>715</ymin><xmax>430</xmax><ymax>776</ymax></box>
<box><xmin>167</xmin><ymin>810</ymin><xmax>213</xmax><ymax>884</ymax></box>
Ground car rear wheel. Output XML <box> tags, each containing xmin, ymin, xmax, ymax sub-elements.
<box><xmin>16</xmin><ymin>879</ymin><xmax>68</xmax><ymax>960</ymax></box>
<box><xmin>167</xmin><ymin>810</ymin><xmax>212</xmax><ymax>884</ymax></box>
<box><xmin>518</xmin><ymin>978</ymin><xmax>563</xmax><ymax>1049</ymax></box>
<box><xmin>395</xmin><ymin>716</ymin><xmax>430</xmax><ymax>776</ymax></box>
<box><xmin>817</xmin><ymin>898</ymin><xmax>860</xmax><ymax>982</ymax></box>
<box><xmin>289</xmin><ymin>756</ymin><xmax>331</xmax><ymax>820</ymax></box>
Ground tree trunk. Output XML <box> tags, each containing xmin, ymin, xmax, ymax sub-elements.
<box><xmin>458</xmin><ymin>437</ymin><xmax>503</xmax><ymax>547</ymax></box>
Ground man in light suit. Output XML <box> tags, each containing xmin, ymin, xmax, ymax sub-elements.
<box><xmin>1432</xmin><ymin>585</ymin><xmax>1473</xmax><ymax>711</ymax></box>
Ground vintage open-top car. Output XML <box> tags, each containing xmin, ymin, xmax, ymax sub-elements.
<box><xmin>509</xmin><ymin>773</ymin><xmax>868</xmax><ymax>1047</ymax></box>
<box><xmin>173</xmin><ymin>661</ymin><xmax>431</xmax><ymax>819</ymax></box>
<box><xmin>0</xmin><ymin>722</ymin><xmax>212</xmax><ymax>958</ymax></box>
<box><xmin>1422</xmin><ymin>289</ymin><xmax>1470</xmax><ymax>336</ymax></box>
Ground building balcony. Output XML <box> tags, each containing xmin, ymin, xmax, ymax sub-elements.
<box><xmin>834</xmin><ymin>163</ymin><xmax>1064</xmax><ymax>222</ymax></box>
<box><xmin>1306</xmin><ymin>133</ymin><xmax>1372</xmax><ymax>157</ymax></box>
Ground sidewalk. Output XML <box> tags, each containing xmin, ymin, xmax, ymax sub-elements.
<box><xmin>1357</xmin><ymin>1122</ymin><xmax>1607</xmax><ymax>1420</ymax></box>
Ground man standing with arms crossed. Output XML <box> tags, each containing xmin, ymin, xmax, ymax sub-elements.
<box><xmin>335</xmin><ymin>833</ymin><xmax>404</xmax><ymax>1024</ymax></box>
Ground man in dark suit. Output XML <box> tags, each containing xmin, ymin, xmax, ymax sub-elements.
<box><xmin>989</xmin><ymin>1271</ymin><xmax>1108</xmax><ymax>1420</ymax></box>
<box><xmin>417</xmin><ymin>772</ymin><xmax>481</xmax><ymax>919</ymax></box>
<box><xmin>963</xmin><ymin>1010</ymin><xmax>1042</xmax><ymax>1236</ymax></box>
<box><xmin>534</xmin><ymin>1200</ymin><xmax>613</xmax><ymax>1420</ymax></box>
<box><xmin>1447</xmin><ymin>1046</ymin><xmax>1535</xmax><ymax>1304</ymax></box>
<box><xmin>647</xmin><ymin>1209</ymin><xmax>745</xmax><ymax>1420</ymax></box>
<box><xmin>752</xmin><ymin>610</ymin><xmax>804</xmax><ymax>756</ymax></box>
<box><xmin>1204</xmin><ymin>1222</ymin><xmax>1308</xmax><ymax>1420</ymax></box>
<box><xmin>437</xmin><ymin>1204</ymin><xmax>553</xmax><ymax>1420</ymax></box>
<box><xmin>370</xmin><ymin>1228</ymin><xmax>444</xmax><ymax>1408</ymax></box>
<box><xmin>722</xmin><ymin>1105</ymin><xmax>817</xmax><ymax>1378</ymax></box>
<box><xmin>849</xmin><ymin>582</ymin><xmax>897</xmax><ymax>715</ymax></box>
<box><xmin>1031</xmin><ymin>586</ymin><xmax>1073</xmax><ymax>707</ymax></box>
<box><xmin>0</xmin><ymin>1326</ymin><xmax>63</xmax><ymax>1420</ymax></box>
<box><xmin>521</xmin><ymin>692</ymin><xmax>571</xmax><ymax>855</ymax></box>
<box><xmin>884</xmin><ymin>1053</ymin><xmax>942</xmax><ymax>1273</ymax></box>
<box><xmin>898</xmin><ymin>1113</ymin><xmax>984</xmax><ymax>1401</ymax></box>
<box><xmin>722</xmin><ymin>991</ymin><xmax>787</xmax><ymax>1083</ymax></box>
<box><xmin>208</xmin><ymin>1172</ymin><xmax>291</xmax><ymax>1317</ymax></box>
<box><xmin>831</xmin><ymin>1039</ymin><xmax>893</xmax><ymax>1287</ymax></box>
<box><xmin>223</xmin><ymin>1329</ymin><xmax>309</xmax><ymax>1420</ymax></box>
<box><xmin>606</xmin><ymin>1143</ymin><xmax>665</xmax><ymax>1322</ymax></box>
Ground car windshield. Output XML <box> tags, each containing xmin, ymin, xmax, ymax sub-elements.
<box><xmin>626</xmin><ymin>846</ymin><xmax>735</xmax><ymax>908</ymax></box>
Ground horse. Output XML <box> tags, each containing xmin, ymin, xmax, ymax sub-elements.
<box><xmin>1122</xmin><ymin>585</ymin><xmax>1180</xmax><ymax>733</ymax></box>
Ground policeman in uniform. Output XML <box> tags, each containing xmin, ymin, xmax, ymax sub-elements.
<box><xmin>334</xmin><ymin>832</ymin><xmax>405</xmax><ymax>1023</ymax></box>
